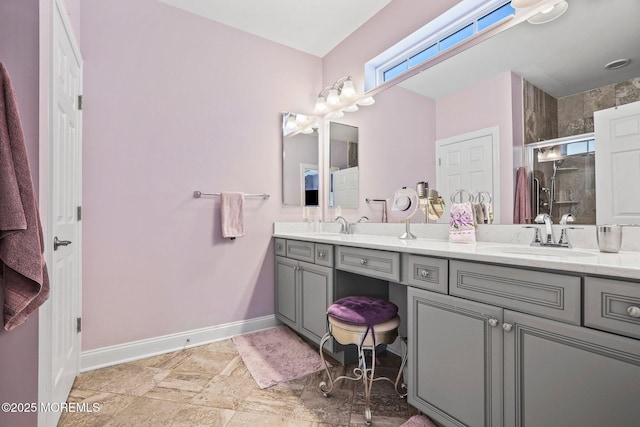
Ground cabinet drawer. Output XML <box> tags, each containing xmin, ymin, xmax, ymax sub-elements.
<box><xmin>450</xmin><ymin>260</ymin><xmax>581</xmax><ymax>325</ymax></box>
<box><xmin>405</xmin><ymin>255</ymin><xmax>448</xmax><ymax>294</ymax></box>
<box><xmin>585</xmin><ymin>277</ymin><xmax>640</xmax><ymax>339</ymax></box>
<box><xmin>314</xmin><ymin>244</ymin><xmax>333</xmax><ymax>268</ymax></box>
<box><xmin>336</xmin><ymin>246</ymin><xmax>400</xmax><ymax>282</ymax></box>
<box><xmin>286</xmin><ymin>240</ymin><xmax>315</xmax><ymax>263</ymax></box>
<box><xmin>274</xmin><ymin>238</ymin><xmax>286</xmax><ymax>256</ymax></box>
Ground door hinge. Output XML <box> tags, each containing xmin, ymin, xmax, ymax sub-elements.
<box><xmin>438</xmin><ymin>158</ymin><xmax>442</xmax><ymax>166</ymax></box>
<box><xmin>76</xmin><ymin>317</ymin><xmax>82</xmax><ymax>333</ymax></box>
<box><xmin>78</xmin><ymin>95</ymin><xmax>83</xmax><ymax>110</ymax></box>
<box><xmin>77</xmin><ymin>206</ymin><xmax>82</xmax><ymax>221</ymax></box>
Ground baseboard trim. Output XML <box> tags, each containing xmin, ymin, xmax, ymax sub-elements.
<box><xmin>80</xmin><ymin>315</ymin><xmax>280</xmax><ymax>372</ymax></box>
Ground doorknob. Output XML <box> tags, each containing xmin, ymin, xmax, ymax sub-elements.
<box><xmin>54</xmin><ymin>236</ymin><xmax>72</xmax><ymax>250</ymax></box>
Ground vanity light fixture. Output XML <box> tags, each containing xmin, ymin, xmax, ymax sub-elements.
<box><xmin>283</xmin><ymin>113</ymin><xmax>318</xmax><ymax>136</ymax></box>
<box><xmin>526</xmin><ymin>0</ymin><xmax>568</xmax><ymax>24</ymax></box>
<box><xmin>314</xmin><ymin>76</ymin><xmax>374</xmax><ymax>116</ymax></box>
<box><xmin>511</xmin><ymin>0</ymin><xmax>544</xmax><ymax>8</ymax></box>
<box><xmin>357</xmin><ymin>96</ymin><xmax>375</xmax><ymax>106</ymax></box>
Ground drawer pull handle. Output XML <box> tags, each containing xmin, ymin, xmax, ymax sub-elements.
<box><xmin>627</xmin><ymin>306</ymin><xmax>640</xmax><ymax>318</ymax></box>
<box><xmin>360</xmin><ymin>258</ymin><xmax>368</xmax><ymax>265</ymax></box>
<box><xmin>277</xmin><ymin>244</ymin><xmax>283</xmax><ymax>250</ymax></box>
<box><xmin>488</xmin><ymin>318</ymin><xmax>499</xmax><ymax>327</ymax></box>
<box><xmin>318</xmin><ymin>252</ymin><xmax>326</xmax><ymax>258</ymax></box>
<box><xmin>420</xmin><ymin>270</ymin><xmax>429</xmax><ymax>278</ymax></box>
<box><xmin>502</xmin><ymin>323</ymin><xmax>513</xmax><ymax>332</ymax></box>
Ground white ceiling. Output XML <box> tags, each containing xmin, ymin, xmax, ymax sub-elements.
<box><xmin>157</xmin><ymin>0</ymin><xmax>640</xmax><ymax>99</ymax></box>
<box><xmin>157</xmin><ymin>0</ymin><xmax>391</xmax><ymax>57</ymax></box>
<box><xmin>401</xmin><ymin>0</ymin><xmax>640</xmax><ymax>99</ymax></box>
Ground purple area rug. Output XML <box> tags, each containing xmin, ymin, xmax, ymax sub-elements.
<box><xmin>232</xmin><ymin>325</ymin><xmax>329</xmax><ymax>389</ymax></box>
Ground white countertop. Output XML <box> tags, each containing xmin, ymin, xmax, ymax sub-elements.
<box><xmin>273</xmin><ymin>223</ymin><xmax>640</xmax><ymax>281</ymax></box>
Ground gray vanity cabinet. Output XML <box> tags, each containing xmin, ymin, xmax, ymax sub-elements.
<box><xmin>503</xmin><ymin>309</ymin><xmax>640</xmax><ymax>426</ymax></box>
<box><xmin>409</xmin><ymin>265</ymin><xmax>640</xmax><ymax>427</ymax></box>
<box><xmin>275</xmin><ymin>239</ymin><xmax>334</xmax><ymax>351</ymax></box>
<box><xmin>275</xmin><ymin>255</ymin><xmax>299</xmax><ymax>329</ymax></box>
<box><xmin>407</xmin><ymin>287</ymin><xmax>503</xmax><ymax>427</ymax></box>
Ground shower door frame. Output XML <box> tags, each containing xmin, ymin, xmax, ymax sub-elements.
<box><xmin>525</xmin><ymin>132</ymin><xmax>595</xmax><ymax>220</ymax></box>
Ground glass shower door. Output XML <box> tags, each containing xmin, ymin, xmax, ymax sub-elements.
<box><xmin>527</xmin><ymin>134</ymin><xmax>596</xmax><ymax>224</ymax></box>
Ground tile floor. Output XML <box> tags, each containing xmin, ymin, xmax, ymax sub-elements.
<box><xmin>58</xmin><ymin>337</ymin><xmax>417</xmax><ymax>426</ymax></box>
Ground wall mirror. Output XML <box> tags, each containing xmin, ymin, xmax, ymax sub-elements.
<box><xmin>282</xmin><ymin>112</ymin><xmax>320</xmax><ymax>207</ymax></box>
<box><xmin>361</xmin><ymin>0</ymin><xmax>640</xmax><ymax>224</ymax></box>
<box><xmin>329</xmin><ymin>122</ymin><xmax>359</xmax><ymax>209</ymax></box>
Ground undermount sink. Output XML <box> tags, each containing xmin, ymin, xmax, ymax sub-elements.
<box><xmin>484</xmin><ymin>246</ymin><xmax>597</xmax><ymax>258</ymax></box>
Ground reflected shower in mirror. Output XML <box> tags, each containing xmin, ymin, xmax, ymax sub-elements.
<box><xmin>282</xmin><ymin>112</ymin><xmax>320</xmax><ymax>207</ymax></box>
<box><xmin>329</xmin><ymin>122</ymin><xmax>359</xmax><ymax>209</ymax></box>
<box><xmin>527</xmin><ymin>134</ymin><xmax>596</xmax><ymax>225</ymax></box>
<box><xmin>350</xmin><ymin>0</ymin><xmax>640</xmax><ymax>224</ymax></box>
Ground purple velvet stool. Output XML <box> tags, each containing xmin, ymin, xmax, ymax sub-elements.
<box><xmin>319</xmin><ymin>296</ymin><xmax>408</xmax><ymax>425</ymax></box>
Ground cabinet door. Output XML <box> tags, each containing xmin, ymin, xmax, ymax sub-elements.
<box><xmin>275</xmin><ymin>256</ymin><xmax>298</xmax><ymax>330</ymax></box>
<box><xmin>504</xmin><ymin>310</ymin><xmax>640</xmax><ymax>427</ymax></box>
<box><xmin>408</xmin><ymin>288</ymin><xmax>503</xmax><ymax>427</ymax></box>
<box><xmin>299</xmin><ymin>261</ymin><xmax>333</xmax><ymax>351</ymax></box>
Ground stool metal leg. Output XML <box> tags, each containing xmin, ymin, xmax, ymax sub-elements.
<box><xmin>319</xmin><ymin>330</ymin><xmax>366</xmax><ymax>397</ymax></box>
<box><xmin>363</xmin><ymin>343</ymin><xmax>374</xmax><ymax>425</ymax></box>
<box><xmin>318</xmin><ymin>332</ymin><xmax>335</xmax><ymax>396</ymax></box>
<box><xmin>319</xmin><ymin>330</ymin><xmax>407</xmax><ymax>425</ymax></box>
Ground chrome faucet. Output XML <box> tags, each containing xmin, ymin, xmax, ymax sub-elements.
<box><xmin>534</xmin><ymin>213</ymin><xmax>555</xmax><ymax>245</ymax></box>
<box><xmin>526</xmin><ymin>213</ymin><xmax>580</xmax><ymax>248</ymax></box>
<box><xmin>559</xmin><ymin>213</ymin><xmax>574</xmax><ymax>225</ymax></box>
<box><xmin>335</xmin><ymin>216</ymin><xmax>348</xmax><ymax>234</ymax></box>
<box><xmin>558</xmin><ymin>213</ymin><xmax>581</xmax><ymax>248</ymax></box>
<box><xmin>358</xmin><ymin>216</ymin><xmax>369</xmax><ymax>223</ymax></box>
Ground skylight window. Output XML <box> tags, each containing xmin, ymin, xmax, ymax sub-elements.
<box><xmin>365</xmin><ymin>0</ymin><xmax>515</xmax><ymax>90</ymax></box>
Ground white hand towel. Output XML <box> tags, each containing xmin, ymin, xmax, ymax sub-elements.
<box><xmin>220</xmin><ymin>192</ymin><xmax>244</xmax><ymax>239</ymax></box>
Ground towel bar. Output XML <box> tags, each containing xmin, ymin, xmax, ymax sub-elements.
<box><xmin>193</xmin><ymin>191</ymin><xmax>270</xmax><ymax>199</ymax></box>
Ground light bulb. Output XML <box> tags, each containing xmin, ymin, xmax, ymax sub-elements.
<box><xmin>327</xmin><ymin>88</ymin><xmax>340</xmax><ymax>106</ymax></box>
<box><xmin>295</xmin><ymin>114</ymin><xmax>308</xmax><ymax>124</ymax></box>
<box><xmin>344</xmin><ymin>104</ymin><xmax>359</xmax><ymax>113</ymax></box>
<box><xmin>314</xmin><ymin>96</ymin><xmax>327</xmax><ymax>113</ymax></box>
<box><xmin>286</xmin><ymin>118</ymin><xmax>298</xmax><ymax>131</ymax></box>
<box><xmin>327</xmin><ymin>110</ymin><xmax>344</xmax><ymax>119</ymax></box>
<box><xmin>341</xmin><ymin>79</ymin><xmax>356</xmax><ymax>98</ymax></box>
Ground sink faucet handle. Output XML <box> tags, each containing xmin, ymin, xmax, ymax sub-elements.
<box><xmin>558</xmin><ymin>226</ymin><xmax>583</xmax><ymax>248</ymax></box>
<box><xmin>358</xmin><ymin>216</ymin><xmax>369</xmax><ymax>223</ymax></box>
<box><xmin>523</xmin><ymin>225</ymin><xmax>543</xmax><ymax>245</ymax></box>
<box><xmin>534</xmin><ymin>213</ymin><xmax>550</xmax><ymax>224</ymax></box>
<box><xmin>335</xmin><ymin>216</ymin><xmax>348</xmax><ymax>234</ymax></box>
<box><xmin>560</xmin><ymin>213</ymin><xmax>575</xmax><ymax>225</ymax></box>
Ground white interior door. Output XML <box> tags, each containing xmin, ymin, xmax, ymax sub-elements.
<box><xmin>436</xmin><ymin>126</ymin><xmax>500</xmax><ymax>223</ymax></box>
<box><xmin>332</xmin><ymin>166</ymin><xmax>359</xmax><ymax>208</ymax></box>
<box><xmin>39</xmin><ymin>1</ymin><xmax>82</xmax><ymax>425</ymax></box>
<box><xmin>594</xmin><ymin>101</ymin><xmax>640</xmax><ymax>224</ymax></box>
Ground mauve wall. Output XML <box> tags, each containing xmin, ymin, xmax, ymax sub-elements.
<box><xmin>80</xmin><ymin>0</ymin><xmax>321</xmax><ymax>350</ymax></box>
<box><xmin>321</xmin><ymin>1</ymin><xmax>451</xmax><ymax>220</ymax></box>
<box><xmin>322</xmin><ymin>0</ymin><xmax>458</xmax><ymax>92</ymax></box>
<box><xmin>330</xmin><ymin>86</ymin><xmax>435</xmax><ymax>221</ymax></box>
<box><xmin>0</xmin><ymin>1</ymin><xmax>41</xmax><ymax>426</ymax></box>
<box><xmin>436</xmin><ymin>71</ymin><xmax>521</xmax><ymax>223</ymax></box>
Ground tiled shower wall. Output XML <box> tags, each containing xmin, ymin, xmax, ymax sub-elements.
<box><xmin>557</xmin><ymin>77</ymin><xmax>640</xmax><ymax>137</ymax></box>
<box><xmin>524</xmin><ymin>76</ymin><xmax>640</xmax><ymax>143</ymax></box>
<box><xmin>524</xmin><ymin>76</ymin><xmax>640</xmax><ymax>224</ymax></box>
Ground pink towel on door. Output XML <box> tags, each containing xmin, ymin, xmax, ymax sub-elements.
<box><xmin>449</xmin><ymin>202</ymin><xmax>476</xmax><ymax>243</ymax></box>
<box><xmin>0</xmin><ymin>62</ymin><xmax>50</xmax><ymax>331</ymax></box>
<box><xmin>514</xmin><ymin>166</ymin><xmax>531</xmax><ymax>224</ymax></box>
<box><xmin>220</xmin><ymin>192</ymin><xmax>244</xmax><ymax>239</ymax></box>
